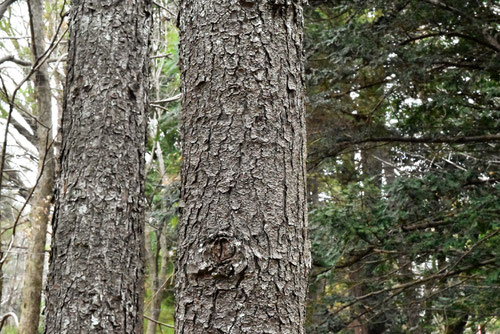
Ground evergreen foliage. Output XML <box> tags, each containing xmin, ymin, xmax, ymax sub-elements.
<box><xmin>305</xmin><ymin>0</ymin><xmax>499</xmax><ymax>332</ymax></box>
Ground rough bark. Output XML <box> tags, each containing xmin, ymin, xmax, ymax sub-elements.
<box><xmin>19</xmin><ymin>0</ymin><xmax>55</xmax><ymax>333</ymax></box>
<box><xmin>44</xmin><ymin>1</ymin><xmax>152</xmax><ymax>333</ymax></box>
<box><xmin>176</xmin><ymin>1</ymin><xmax>310</xmax><ymax>333</ymax></box>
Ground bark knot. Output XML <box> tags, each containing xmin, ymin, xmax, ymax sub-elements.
<box><xmin>212</xmin><ymin>237</ymin><xmax>236</xmax><ymax>263</ymax></box>
<box><xmin>187</xmin><ymin>235</ymin><xmax>248</xmax><ymax>280</ymax></box>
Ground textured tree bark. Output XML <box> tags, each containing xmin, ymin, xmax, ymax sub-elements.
<box><xmin>44</xmin><ymin>1</ymin><xmax>152</xmax><ymax>333</ymax></box>
<box><xmin>19</xmin><ymin>1</ymin><xmax>55</xmax><ymax>333</ymax></box>
<box><xmin>176</xmin><ymin>1</ymin><xmax>310</xmax><ymax>333</ymax></box>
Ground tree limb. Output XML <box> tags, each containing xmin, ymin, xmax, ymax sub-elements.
<box><xmin>0</xmin><ymin>0</ymin><xmax>16</xmax><ymax>21</ymax></box>
<box><xmin>0</xmin><ymin>55</ymin><xmax>31</xmax><ymax>67</ymax></box>
<box><xmin>341</xmin><ymin>133</ymin><xmax>500</xmax><ymax>145</ymax></box>
<box><xmin>0</xmin><ymin>312</ymin><xmax>19</xmax><ymax>331</ymax></box>
<box><xmin>7</xmin><ymin>116</ymin><xmax>36</xmax><ymax>146</ymax></box>
<box><xmin>151</xmin><ymin>93</ymin><xmax>182</xmax><ymax>104</ymax></box>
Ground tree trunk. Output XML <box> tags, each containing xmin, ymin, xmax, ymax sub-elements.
<box><xmin>176</xmin><ymin>1</ymin><xmax>310</xmax><ymax>333</ymax></box>
<box><xmin>349</xmin><ymin>148</ymin><xmax>386</xmax><ymax>334</ymax></box>
<box><xmin>145</xmin><ymin>231</ymin><xmax>170</xmax><ymax>334</ymax></box>
<box><xmin>146</xmin><ymin>142</ymin><xmax>171</xmax><ymax>334</ymax></box>
<box><xmin>44</xmin><ymin>1</ymin><xmax>152</xmax><ymax>333</ymax></box>
<box><xmin>19</xmin><ymin>1</ymin><xmax>55</xmax><ymax>333</ymax></box>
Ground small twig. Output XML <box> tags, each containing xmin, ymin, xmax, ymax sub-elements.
<box><xmin>0</xmin><ymin>4</ymin><xmax>67</xmax><ymax>201</ymax></box>
<box><xmin>152</xmin><ymin>1</ymin><xmax>176</xmax><ymax>18</ymax></box>
<box><xmin>0</xmin><ymin>36</ymin><xmax>29</xmax><ymax>40</ymax></box>
<box><xmin>150</xmin><ymin>103</ymin><xmax>169</xmax><ymax>112</ymax></box>
<box><xmin>0</xmin><ymin>55</ymin><xmax>31</xmax><ymax>67</ymax></box>
<box><xmin>0</xmin><ymin>134</ymin><xmax>55</xmax><ymax>264</ymax></box>
<box><xmin>151</xmin><ymin>53</ymin><xmax>172</xmax><ymax>59</ymax></box>
<box><xmin>151</xmin><ymin>93</ymin><xmax>182</xmax><ymax>104</ymax></box>
<box><xmin>145</xmin><ymin>272</ymin><xmax>174</xmax><ymax>308</ymax></box>
<box><xmin>437</xmin><ymin>227</ymin><xmax>500</xmax><ymax>275</ymax></box>
<box><xmin>144</xmin><ymin>315</ymin><xmax>174</xmax><ymax>329</ymax></box>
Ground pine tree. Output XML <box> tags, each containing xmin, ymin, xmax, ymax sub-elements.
<box><xmin>176</xmin><ymin>1</ymin><xmax>310</xmax><ymax>332</ymax></box>
<box><xmin>44</xmin><ymin>1</ymin><xmax>152</xmax><ymax>332</ymax></box>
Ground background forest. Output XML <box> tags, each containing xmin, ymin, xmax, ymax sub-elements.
<box><xmin>0</xmin><ymin>0</ymin><xmax>498</xmax><ymax>333</ymax></box>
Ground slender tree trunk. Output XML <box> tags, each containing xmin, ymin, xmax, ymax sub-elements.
<box><xmin>44</xmin><ymin>1</ymin><xmax>152</xmax><ymax>333</ymax></box>
<box><xmin>146</xmin><ymin>232</ymin><xmax>170</xmax><ymax>334</ymax></box>
<box><xmin>146</xmin><ymin>142</ymin><xmax>171</xmax><ymax>334</ymax></box>
<box><xmin>19</xmin><ymin>1</ymin><xmax>55</xmax><ymax>333</ymax></box>
<box><xmin>0</xmin><ymin>257</ymin><xmax>3</xmax><ymax>307</ymax></box>
<box><xmin>176</xmin><ymin>1</ymin><xmax>310</xmax><ymax>333</ymax></box>
<box><xmin>349</xmin><ymin>148</ymin><xmax>386</xmax><ymax>334</ymax></box>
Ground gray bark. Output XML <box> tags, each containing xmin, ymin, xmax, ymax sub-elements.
<box><xmin>44</xmin><ymin>1</ymin><xmax>152</xmax><ymax>333</ymax></box>
<box><xmin>19</xmin><ymin>0</ymin><xmax>55</xmax><ymax>333</ymax></box>
<box><xmin>176</xmin><ymin>1</ymin><xmax>310</xmax><ymax>333</ymax></box>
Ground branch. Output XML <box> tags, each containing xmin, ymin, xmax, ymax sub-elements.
<box><xmin>150</xmin><ymin>53</ymin><xmax>172</xmax><ymax>60</ymax></box>
<box><xmin>0</xmin><ymin>55</ymin><xmax>31</xmax><ymax>67</ymax></box>
<box><xmin>438</xmin><ymin>227</ymin><xmax>500</xmax><ymax>275</ymax></box>
<box><xmin>342</xmin><ymin>133</ymin><xmax>500</xmax><ymax>145</ymax></box>
<box><xmin>7</xmin><ymin>116</ymin><xmax>36</xmax><ymax>146</ymax></box>
<box><xmin>151</xmin><ymin>93</ymin><xmax>182</xmax><ymax>104</ymax></box>
<box><xmin>422</xmin><ymin>0</ymin><xmax>500</xmax><ymax>52</ymax></box>
<box><xmin>0</xmin><ymin>55</ymin><xmax>70</xmax><ymax>68</ymax></box>
<box><xmin>144</xmin><ymin>315</ymin><xmax>174</xmax><ymax>329</ymax></box>
<box><xmin>0</xmin><ymin>134</ymin><xmax>54</xmax><ymax>264</ymax></box>
<box><xmin>0</xmin><ymin>312</ymin><xmax>19</xmax><ymax>331</ymax></box>
<box><xmin>0</xmin><ymin>7</ymin><xmax>67</xmax><ymax>200</ymax></box>
<box><xmin>311</xmin><ymin>133</ymin><xmax>500</xmax><ymax>167</ymax></box>
<box><xmin>400</xmin><ymin>31</ymin><xmax>500</xmax><ymax>53</ymax></box>
<box><xmin>152</xmin><ymin>1</ymin><xmax>176</xmax><ymax>18</ymax></box>
<box><xmin>331</xmin><ymin>257</ymin><xmax>496</xmax><ymax>317</ymax></box>
<box><xmin>0</xmin><ymin>0</ymin><xmax>16</xmax><ymax>21</ymax></box>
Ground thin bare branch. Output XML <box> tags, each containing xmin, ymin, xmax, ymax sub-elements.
<box><xmin>0</xmin><ymin>0</ymin><xmax>17</xmax><ymax>21</ymax></box>
<box><xmin>0</xmin><ymin>7</ymin><xmax>67</xmax><ymax>200</ymax></box>
<box><xmin>0</xmin><ymin>55</ymin><xmax>31</xmax><ymax>67</ymax></box>
<box><xmin>144</xmin><ymin>315</ymin><xmax>174</xmax><ymax>329</ymax></box>
<box><xmin>0</xmin><ymin>312</ymin><xmax>19</xmax><ymax>331</ymax></box>
<box><xmin>151</xmin><ymin>93</ymin><xmax>182</xmax><ymax>104</ymax></box>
